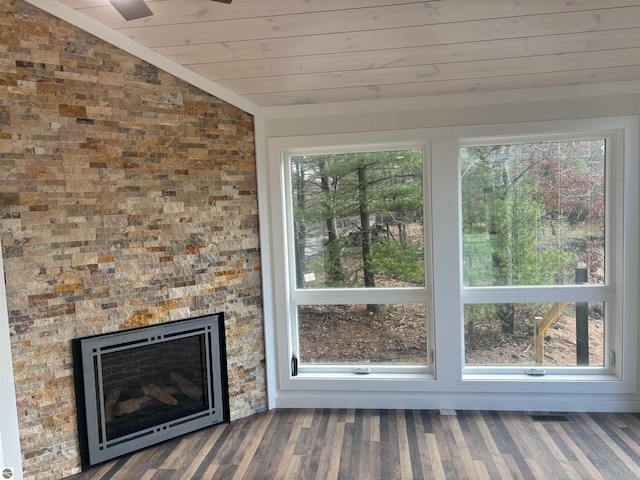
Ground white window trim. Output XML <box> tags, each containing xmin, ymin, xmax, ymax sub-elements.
<box><xmin>459</xmin><ymin>130</ymin><xmax>619</xmax><ymax>377</ymax></box>
<box><xmin>263</xmin><ymin>116</ymin><xmax>638</xmax><ymax>410</ymax></box>
<box><xmin>280</xmin><ymin>142</ymin><xmax>435</xmax><ymax>377</ymax></box>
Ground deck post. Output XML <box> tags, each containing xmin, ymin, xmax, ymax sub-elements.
<box><xmin>575</xmin><ymin>267</ymin><xmax>589</xmax><ymax>365</ymax></box>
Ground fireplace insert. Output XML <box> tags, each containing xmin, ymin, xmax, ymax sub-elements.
<box><xmin>72</xmin><ymin>313</ymin><xmax>228</xmax><ymax>469</ymax></box>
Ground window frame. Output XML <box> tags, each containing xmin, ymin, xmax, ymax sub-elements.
<box><xmin>459</xmin><ymin>131</ymin><xmax>618</xmax><ymax>376</ymax></box>
<box><xmin>280</xmin><ymin>142</ymin><xmax>435</xmax><ymax>376</ymax></box>
<box><xmin>264</xmin><ymin>116</ymin><xmax>638</xmax><ymax>400</ymax></box>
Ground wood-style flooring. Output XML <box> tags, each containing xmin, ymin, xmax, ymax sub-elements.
<box><xmin>72</xmin><ymin>409</ymin><xmax>640</xmax><ymax>479</ymax></box>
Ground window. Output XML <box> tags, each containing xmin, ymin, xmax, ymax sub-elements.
<box><xmin>264</xmin><ymin>116</ymin><xmax>637</xmax><ymax>406</ymax></box>
<box><xmin>460</xmin><ymin>137</ymin><xmax>612</xmax><ymax>373</ymax></box>
<box><xmin>283</xmin><ymin>146</ymin><xmax>433</xmax><ymax>373</ymax></box>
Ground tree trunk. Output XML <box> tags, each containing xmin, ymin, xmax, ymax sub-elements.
<box><xmin>358</xmin><ymin>162</ymin><xmax>379</xmax><ymax>313</ymax></box>
<box><xmin>497</xmin><ymin>303</ymin><xmax>515</xmax><ymax>334</ymax></box>
<box><xmin>324</xmin><ymin>217</ymin><xmax>344</xmax><ymax>286</ymax></box>
<box><xmin>487</xmin><ymin>156</ymin><xmax>515</xmax><ymax>334</ymax></box>
<box><xmin>293</xmin><ymin>161</ymin><xmax>306</xmax><ymax>288</ymax></box>
<box><xmin>320</xmin><ymin>157</ymin><xmax>345</xmax><ymax>286</ymax></box>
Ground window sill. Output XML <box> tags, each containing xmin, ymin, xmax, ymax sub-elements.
<box><xmin>462</xmin><ymin>373</ymin><xmax>620</xmax><ymax>382</ymax></box>
<box><xmin>460</xmin><ymin>373</ymin><xmax>633</xmax><ymax>395</ymax></box>
<box><xmin>281</xmin><ymin>371</ymin><xmax>436</xmax><ymax>392</ymax></box>
<box><xmin>295</xmin><ymin>371</ymin><xmax>434</xmax><ymax>380</ymax></box>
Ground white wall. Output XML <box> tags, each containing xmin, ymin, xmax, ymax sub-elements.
<box><xmin>257</xmin><ymin>81</ymin><xmax>640</xmax><ymax>411</ymax></box>
<box><xmin>0</xmin><ymin>237</ymin><xmax>24</xmax><ymax>479</ymax></box>
<box><xmin>263</xmin><ymin>82</ymin><xmax>640</xmax><ymax>138</ymax></box>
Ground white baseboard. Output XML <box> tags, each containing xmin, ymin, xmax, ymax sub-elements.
<box><xmin>273</xmin><ymin>391</ymin><xmax>640</xmax><ymax>413</ymax></box>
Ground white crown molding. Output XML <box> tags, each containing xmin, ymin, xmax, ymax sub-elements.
<box><xmin>262</xmin><ymin>81</ymin><xmax>640</xmax><ymax>119</ymax></box>
<box><xmin>23</xmin><ymin>0</ymin><xmax>256</xmax><ymax>116</ymax></box>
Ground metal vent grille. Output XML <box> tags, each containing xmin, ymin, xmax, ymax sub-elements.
<box><xmin>530</xmin><ymin>414</ymin><xmax>571</xmax><ymax>422</ymax></box>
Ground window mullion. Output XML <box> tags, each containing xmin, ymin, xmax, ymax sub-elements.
<box><xmin>462</xmin><ymin>285</ymin><xmax>614</xmax><ymax>304</ymax></box>
<box><xmin>292</xmin><ymin>288</ymin><xmax>430</xmax><ymax>305</ymax></box>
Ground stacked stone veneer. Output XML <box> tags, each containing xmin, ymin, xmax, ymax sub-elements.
<box><xmin>0</xmin><ymin>2</ymin><xmax>266</xmax><ymax>478</ymax></box>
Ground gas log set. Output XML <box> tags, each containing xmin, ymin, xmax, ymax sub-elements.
<box><xmin>106</xmin><ymin>372</ymin><xmax>202</xmax><ymax>419</ymax></box>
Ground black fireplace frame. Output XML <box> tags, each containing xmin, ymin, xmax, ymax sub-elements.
<box><xmin>72</xmin><ymin>313</ymin><xmax>229</xmax><ymax>469</ymax></box>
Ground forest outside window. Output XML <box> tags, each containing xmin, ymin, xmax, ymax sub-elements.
<box><xmin>460</xmin><ymin>136</ymin><xmax>614</xmax><ymax>373</ymax></box>
<box><xmin>284</xmin><ymin>147</ymin><xmax>433</xmax><ymax>372</ymax></box>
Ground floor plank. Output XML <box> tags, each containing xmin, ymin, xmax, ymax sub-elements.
<box><xmin>70</xmin><ymin>410</ymin><xmax>640</xmax><ymax>480</ymax></box>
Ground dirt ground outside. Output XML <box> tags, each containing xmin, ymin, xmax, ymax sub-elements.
<box><xmin>299</xmin><ymin>304</ymin><xmax>604</xmax><ymax>367</ymax></box>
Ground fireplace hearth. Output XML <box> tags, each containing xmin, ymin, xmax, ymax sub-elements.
<box><xmin>72</xmin><ymin>314</ymin><xmax>229</xmax><ymax>469</ymax></box>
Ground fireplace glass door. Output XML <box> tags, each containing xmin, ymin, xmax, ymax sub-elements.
<box><xmin>101</xmin><ymin>334</ymin><xmax>209</xmax><ymax>441</ymax></box>
<box><xmin>74</xmin><ymin>314</ymin><xmax>228</xmax><ymax>468</ymax></box>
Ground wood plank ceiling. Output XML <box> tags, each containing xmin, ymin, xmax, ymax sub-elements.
<box><xmin>55</xmin><ymin>0</ymin><xmax>640</xmax><ymax>107</ymax></box>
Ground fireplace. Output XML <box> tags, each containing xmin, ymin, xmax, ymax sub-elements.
<box><xmin>72</xmin><ymin>314</ymin><xmax>229</xmax><ymax>469</ymax></box>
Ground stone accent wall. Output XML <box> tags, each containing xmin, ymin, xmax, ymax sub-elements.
<box><xmin>0</xmin><ymin>2</ymin><xmax>266</xmax><ymax>478</ymax></box>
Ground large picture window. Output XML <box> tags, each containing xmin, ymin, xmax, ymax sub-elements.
<box><xmin>284</xmin><ymin>147</ymin><xmax>433</xmax><ymax>372</ymax></box>
<box><xmin>460</xmin><ymin>136</ymin><xmax>613</xmax><ymax>373</ymax></box>
<box><xmin>264</xmin><ymin>116</ymin><xmax>637</xmax><ymax>408</ymax></box>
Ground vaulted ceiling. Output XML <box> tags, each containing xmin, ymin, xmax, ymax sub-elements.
<box><xmin>46</xmin><ymin>1</ymin><xmax>640</xmax><ymax>107</ymax></box>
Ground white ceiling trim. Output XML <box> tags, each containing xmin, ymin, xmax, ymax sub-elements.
<box><xmin>261</xmin><ymin>81</ymin><xmax>640</xmax><ymax>119</ymax></box>
<box><xmin>23</xmin><ymin>0</ymin><xmax>257</xmax><ymax>115</ymax></box>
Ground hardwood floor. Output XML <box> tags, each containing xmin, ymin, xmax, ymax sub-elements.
<box><xmin>72</xmin><ymin>409</ymin><xmax>640</xmax><ymax>479</ymax></box>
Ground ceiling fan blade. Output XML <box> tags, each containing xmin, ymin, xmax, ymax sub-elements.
<box><xmin>110</xmin><ymin>0</ymin><xmax>153</xmax><ymax>21</ymax></box>
<box><xmin>111</xmin><ymin>0</ymin><xmax>233</xmax><ymax>22</ymax></box>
